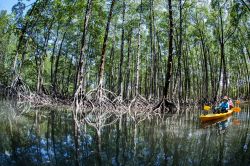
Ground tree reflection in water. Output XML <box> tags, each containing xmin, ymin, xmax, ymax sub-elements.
<box><xmin>0</xmin><ymin>101</ymin><xmax>249</xmax><ymax>165</ymax></box>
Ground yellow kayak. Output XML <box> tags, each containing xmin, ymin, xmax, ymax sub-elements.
<box><xmin>201</xmin><ymin>116</ymin><xmax>231</xmax><ymax>128</ymax></box>
<box><xmin>200</xmin><ymin>109</ymin><xmax>234</xmax><ymax>122</ymax></box>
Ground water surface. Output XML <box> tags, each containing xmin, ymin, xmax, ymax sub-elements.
<box><xmin>0</xmin><ymin>100</ymin><xmax>249</xmax><ymax>166</ymax></box>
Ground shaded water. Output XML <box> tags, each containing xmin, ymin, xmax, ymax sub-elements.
<box><xmin>0</xmin><ymin>100</ymin><xmax>249</xmax><ymax>166</ymax></box>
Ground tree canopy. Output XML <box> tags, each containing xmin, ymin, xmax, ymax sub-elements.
<box><xmin>0</xmin><ymin>0</ymin><xmax>249</xmax><ymax>104</ymax></box>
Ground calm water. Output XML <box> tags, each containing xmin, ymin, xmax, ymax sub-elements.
<box><xmin>0</xmin><ymin>100</ymin><xmax>249</xmax><ymax>166</ymax></box>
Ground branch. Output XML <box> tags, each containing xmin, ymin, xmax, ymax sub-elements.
<box><xmin>240</xmin><ymin>0</ymin><xmax>250</xmax><ymax>11</ymax></box>
<box><xmin>224</xmin><ymin>25</ymin><xmax>238</xmax><ymax>44</ymax></box>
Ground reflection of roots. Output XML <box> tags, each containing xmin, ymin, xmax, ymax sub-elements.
<box><xmin>128</xmin><ymin>94</ymin><xmax>150</xmax><ymax>124</ymax></box>
<box><xmin>73</xmin><ymin>87</ymin><xmax>120</xmax><ymax>134</ymax></box>
<box><xmin>73</xmin><ymin>86</ymin><xmax>117</xmax><ymax>123</ymax></box>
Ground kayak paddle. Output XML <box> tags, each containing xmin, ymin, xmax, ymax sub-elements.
<box><xmin>233</xmin><ymin>107</ymin><xmax>241</xmax><ymax>112</ymax></box>
<box><xmin>204</xmin><ymin>105</ymin><xmax>211</xmax><ymax>111</ymax></box>
<box><xmin>233</xmin><ymin>100</ymin><xmax>241</xmax><ymax>112</ymax></box>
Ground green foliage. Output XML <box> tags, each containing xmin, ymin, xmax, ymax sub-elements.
<box><xmin>0</xmin><ymin>0</ymin><xmax>249</xmax><ymax>99</ymax></box>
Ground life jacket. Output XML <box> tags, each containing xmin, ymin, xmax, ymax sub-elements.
<box><xmin>220</xmin><ymin>102</ymin><xmax>229</xmax><ymax>110</ymax></box>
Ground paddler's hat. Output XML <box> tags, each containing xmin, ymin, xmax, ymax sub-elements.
<box><xmin>222</xmin><ymin>96</ymin><xmax>228</xmax><ymax>101</ymax></box>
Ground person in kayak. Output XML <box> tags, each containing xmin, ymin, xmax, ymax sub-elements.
<box><xmin>214</xmin><ymin>96</ymin><xmax>229</xmax><ymax>113</ymax></box>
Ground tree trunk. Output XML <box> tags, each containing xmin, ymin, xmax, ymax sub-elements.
<box><xmin>124</xmin><ymin>29</ymin><xmax>132</xmax><ymax>99</ymax></box>
<box><xmin>219</xmin><ymin>8</ymin><xmax>227</xmax><ymax>96</ymax></box>
<box><xmin>75</xmin><ymin>0</ymin><xmax>93</xmax><ymax>93</ymax></box>
<box><xmin>163</xmin><ymin>0</ymin><xmax>174</xmax><ymax>98</ymax></box>
<box><xmin>13</xmin><ymin>0</ymin><xmax>40</xmax><ymax>76</ymax></box>
<box><xmin>13</xmin><ymin>0</ymin><xmax>50</xmax><ymax>78</ymax></box>
<box><xmin>51</xmin><ymin>25</ymin><xmax>60</xmax><ymax>93</ymax></box>
<box><xmin>177</xmin><ymin>0</ymin><xmax>183</xmax><ymax>101</ymax></box>
<box><xmin>108</xmin><ymin>30</ymin><xmax>116</xmax><ymax>98</ymax></box>
<box><xmin>65</xmin><ymin>57</ymin><xmax>73</xmax><ymax>96</ymax></box>
<box><xmin>153</xmin><ymin>0</ymin><xmax>175</xmax><ymax>112</ymax></box>
<box><xmin>117</xmin><ymin>0</ymin><xmax>126</xmax><ymax>97</ymax></box>
<box><xmin>149</xmin><ymin>0</ymin><xmax>153</xmax><ymax>99</ymax></box>
<box><xmin>36</xmin><ymin>22</ymin><xmax>53</xmax><ymax>94</ymax></box>
<box><xmin>156</xmin><ymin>31</ymin><xmax>163</xmax><ymax>98</ymax></box>
<box><xmin>135</xmin><ymin>0</ymin><xmax>142</xmax><ymax>96</ymax></box>
<box><xmin>98</xmin><ymin>0</ymin><xmax>116</xmax><ymax>98</ymax></box>
<box><xmin>201</xmin><ymin>39</ymin><xmax>209</xmax><ymax>100</ymax></box>
<box><xmin>53</xmin><ymin>31</ymin><xmax>66</xmax><ymax>94</ymax></box>
<box><xmin>36</xmin><ymin>57</ymin><xmax>44</xmax><ymax>94</ymax></box>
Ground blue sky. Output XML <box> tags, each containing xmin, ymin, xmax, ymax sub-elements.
<box><xmin>0</xmin><ymin>0</ymin><xmax>35</xmax><ymax>13</ymax></box>
<box><xmin>0</xmin><ymin>0</ymin><xmax>17</xmax><ymax>12</ymax></box>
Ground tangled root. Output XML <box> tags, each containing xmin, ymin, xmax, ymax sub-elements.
<box><xmin>129</xmin><ymin>94</ymin><xmax>149</xmax><ymax>112</ymax></box>
<box><xmin>152</xmin><ymin>98</ymin><xmax>177</xmax><ymax>114</ymax></box>
<box><xmin>72</xmin><ymin>86</ymin><xmax>120</xmax><ymax>134</ymax></box>
<box><xmin>72</xmin><ymin>85</ymin><xmax>118</xmax><ymax>123</ymax></box>
<box><xmin>6</xmin><ymin>76</ymin><xmax>30</xmax><ymax>100</ymax></box>
<box><xmin>86</xmin><ymin>87</ymin><xmax>116</xmax><ymax>110</ymax></box>
<box><xmin>6</xmin><ymin>76</ymin><xmax>69</xmax><ymax>107</ymax></box>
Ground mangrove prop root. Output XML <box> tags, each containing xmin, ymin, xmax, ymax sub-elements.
<box><xmin>152</xmin><ymin>98</ymin><xmax>177</xmax><ymax>113</ymax></box>
<box><xmin>6</xmin><ymin>76</ymin><xmax>30</xmax><ymax>99</ymax></box>
<box><xmin>6</xmin><ymin>76</ymin><xmax>70</xmax><ymax>107</ymax></box>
